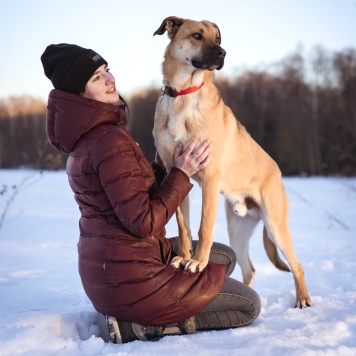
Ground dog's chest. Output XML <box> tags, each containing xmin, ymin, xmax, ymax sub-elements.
<box><xmin>163</xmin><ymin>97</ymin><xmax>201</xmax><ymax>141</ymax></box>
<box><xmin>166</xmin><ymin>112</ymin><xmax>189</xmax><ymax>141</ymax></box>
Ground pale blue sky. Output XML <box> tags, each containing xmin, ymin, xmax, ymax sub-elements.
<box><xmin>1</xmin><ymin>0</ymin><xmax>356</xmax><ymax>101</ymax></box>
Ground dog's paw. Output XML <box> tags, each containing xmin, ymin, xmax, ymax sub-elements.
<box><xmin>170</xmin><ymin>256</ymin><xmax>185</xmax><ymax>269</ymax></box>
<box><xmin>184</xmin><ymin>259</ymin><xmax>208</xmax><ymax>273</ymax></box>
<box><xmin>295</xmin><ymin>296</ymin><xmax>312</xmax><ymax>308</ymax></box>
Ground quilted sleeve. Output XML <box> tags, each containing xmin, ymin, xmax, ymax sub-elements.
<box><xmin>93</xmin><ymin>129</ymin><xmax>192</xmax><ymax>237</ymax></box>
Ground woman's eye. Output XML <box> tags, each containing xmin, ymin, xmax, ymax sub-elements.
<box><xmin>94</xmin><ymin>75</ymin><xmax>100</xmax><ymax>81</ymax></box>
<box><xmin>193</xmin><ymin>33</ymin><xmax>202</xmax><ymax>40</ymax></box>
<box><xmin>106</xmin><ymin>68</ymin><xmax>111</xmax><ymax>72</ymax></box>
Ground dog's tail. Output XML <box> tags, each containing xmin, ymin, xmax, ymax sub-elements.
<box><xmin>263</xmin><ymin>226</ymin><xmax>291</xmax><ymax>272</ymax></box>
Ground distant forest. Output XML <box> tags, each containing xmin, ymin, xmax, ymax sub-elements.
<box><xmin>1</xmin><ymin>47</ymin><xmax>355</xmax><ymax>176</ymax></box>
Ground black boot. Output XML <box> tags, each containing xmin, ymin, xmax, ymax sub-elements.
<box><xmin>106</xmin><ymin>315</ymin><xmax>196</xmax><ymax>343</ymax></box>
<box><xmin>131</xmin><ymin>316</ymin><xmax>197</xmax><ymax>341</ymax></box>
<box><xmin>105</xmin><ymin>316</ymin><xmax>138</xmax><ymax>344</ymax></box>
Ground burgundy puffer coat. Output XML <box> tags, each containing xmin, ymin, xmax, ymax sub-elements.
<box><xmin>46</xmin><ymin>89</ymin><xmax>225</xmax><ymax>326</ymax></box>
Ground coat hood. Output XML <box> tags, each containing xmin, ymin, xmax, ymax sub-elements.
<box><xmin>46</xmin><ymin>89</ymin><xmax>127</xmax><ymax>153</ymax></box>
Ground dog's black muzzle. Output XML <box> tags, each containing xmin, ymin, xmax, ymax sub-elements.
<box><xmin>192</xmin><ymin>45</ymin><xmax>226</xmax><ymax>71</ymax></box>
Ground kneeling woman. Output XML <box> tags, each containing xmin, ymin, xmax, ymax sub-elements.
<box><xmin>41</xmin><ymin>43</ymin><xmax>261</xmax><ymax>343</ymax></box>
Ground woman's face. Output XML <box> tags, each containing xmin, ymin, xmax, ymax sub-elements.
<box><xmin>82</xmin><ymin>64</ymin><xmax>120</xmax><ymax>104</ymax></box>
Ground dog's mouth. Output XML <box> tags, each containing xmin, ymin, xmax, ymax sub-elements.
<box><xmin>192</xmin><ymin>60</ymin><xmax>225</xmax><ymax>71</ymax></box>
<box><xmin>194</xmin><ymin>62</ymin><xmax>224</xmax><ymax>71</ymax></box>
<box><xmin>191</xmin><ymin>46</ymin><xmax>226</xmax><ymax>71</ymax></box>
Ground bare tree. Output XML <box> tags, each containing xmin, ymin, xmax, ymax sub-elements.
<box><xmin>0</xmin><ymin>171</ymin><xmax>43</xmax><ymax>232</ymax></box>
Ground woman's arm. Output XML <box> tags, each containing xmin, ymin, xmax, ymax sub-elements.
<box><xmin>93</xmin><ymin>129</ymin><xmax>193</xmax><ymax>237</ymax></box>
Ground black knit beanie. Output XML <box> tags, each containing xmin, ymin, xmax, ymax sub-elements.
<box><xmin>41</xmin><ymin>43</ymin><xmax>108</xmax><ymax>95</ymax></box>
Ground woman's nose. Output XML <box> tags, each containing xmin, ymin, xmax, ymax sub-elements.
<box><xmin>105</xmin><ymin>72</ymin><xmax>114</xmax><ymax>85</ymax></box>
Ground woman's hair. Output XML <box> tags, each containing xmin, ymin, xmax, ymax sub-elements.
<box><xmin>118</xmin><ymin>94</ymin><xmax>131</xmax><ymax>122</ymax></box>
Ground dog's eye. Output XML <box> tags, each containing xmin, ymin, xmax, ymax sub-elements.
<box><xmin>215</xmin><ymin>36</ymin><xmax>221</xmax><ymax>44</ymax></box>
<box><xmin>192</xmin><ymin>33</ymin><xmax>203</xmax><ymax>40</ymax></box>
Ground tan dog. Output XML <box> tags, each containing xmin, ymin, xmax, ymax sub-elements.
<box><xmin>153</xmin><ymin>16</ymin><xmax>311</xmax><ymax>308</ymax></box>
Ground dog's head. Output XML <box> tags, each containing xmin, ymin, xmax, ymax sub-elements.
<box><xmin>153</xmin><ymin>16</ymin><xmax>226</xmax><ymax>71</ymax></box>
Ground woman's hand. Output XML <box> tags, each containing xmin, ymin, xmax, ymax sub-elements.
<box><xmin>173</xmin><ymin>137</ymin><xmax>212</xmax><ymax>177</ymax></box>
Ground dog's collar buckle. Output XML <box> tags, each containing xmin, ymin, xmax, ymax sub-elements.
<box><xmin>162</xmin><ymin>82</ymin><xmax>204</xmax><ymax>97</ymax></box>
<box><xmin>162</xmin><ymin>86</ymin><xmax>176</xmax><ymax>97</ymax></box>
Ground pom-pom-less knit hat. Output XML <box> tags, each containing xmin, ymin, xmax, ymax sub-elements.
<box><xmin>41</xmin><ymin>43</ymin><xmax>108</xmax><ymax>95</ymax></box>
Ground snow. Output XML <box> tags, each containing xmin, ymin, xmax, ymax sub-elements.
<box><xmin>0</xmin><ymin>169</ymin><xmax>355</xmax><ymax>355</ymax></box>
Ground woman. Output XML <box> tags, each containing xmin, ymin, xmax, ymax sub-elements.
<box><xmin>41</xmin><ymin>43</ymin><xmax>261</xmax><ymax>343</ymax></box>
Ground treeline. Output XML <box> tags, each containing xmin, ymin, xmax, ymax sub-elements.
<box><xmin>0</xmin><ymin>97</ymin><xmax>65</xmax><ymax>169</ymax></box>
<box><xmin>1</xmin><ymin>47</ymin><xmax>355</xmax><ymax>175</ymax></box>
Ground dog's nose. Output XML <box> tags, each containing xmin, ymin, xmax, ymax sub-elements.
<box><xmin>219</xmin><ymin>48</ymin><xmax>226</xmax><ymax>58</ymax></box>
<box><xmin>213</xmin><ymin>46</ymin><xmax>226</xmax><ymax>58</ymax></box>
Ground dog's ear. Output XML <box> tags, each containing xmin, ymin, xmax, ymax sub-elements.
<box><xmin>153</xmin><ymin>16</ymin><xmax>185</xmax><ymax>39</ymax></box>
<box><xmin>212</xmin><ymin>23</ymin><xmax>222</xmax><ymax>45</ymax></box>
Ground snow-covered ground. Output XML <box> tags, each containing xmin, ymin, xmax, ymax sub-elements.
<box><xmin>0</xmin><ymin>169</ymin><xmax>355</xmax><ymax>355</ymax></box>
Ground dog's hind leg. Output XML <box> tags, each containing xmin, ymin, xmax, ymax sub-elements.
<box><xmin>225</xmin><ymin>198</ymin><xmax>260</xmax><ymax>286</ymax></box>
<box><xmin>261</xmin><ymin>183</ymin><xmax>311</xmax><ymax>308</ymax></box>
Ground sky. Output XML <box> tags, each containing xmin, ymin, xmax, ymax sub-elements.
<box><xmin>0</xmin><ymin>170</ymin><xmax>355</xmax><ymax>354</ymax></box>
<box><xmin>1</xmin><ymin>0</ymin><xmax>356</xmax><ymax>102</ymax></box>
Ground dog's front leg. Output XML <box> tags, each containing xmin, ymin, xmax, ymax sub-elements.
<box><xmin>185</xmin><ymin>177</ymin><xmax>220</xmax><ymax>273</ymax></box>
<box><xmin>171</xmin><ymin>195</ymin><xmax>192</xmax><ymax>268</ymax></box>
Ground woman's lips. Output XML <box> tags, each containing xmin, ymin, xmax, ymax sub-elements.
<box><xmin>107</xmin><ymin>87</ymin><xmax>116</xmax><ymax>94</ymax></box>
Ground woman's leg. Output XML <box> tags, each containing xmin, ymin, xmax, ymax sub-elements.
<box><xmin>195</xmin><ymin>276</ymin><xmax>261</xmax><ymax>330</ymax></box>
<box><xmin>130</xmin><ymin>276</ymin><xmax>261</xmax><ymax>339</ymax></box>
<box><xmin>204</xmin><ymin>241</ymin><xmax>236</xmax><ymax>277</ymax></box>
<box><xmin>108</xmin><ymin>277</ymin><xmax>261</xmax><ymax>343</ymax></box>
<box><xmin>171</xmin><ymin>239</ymin><xmax>260</xmax><ymax>329</ymax></box>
